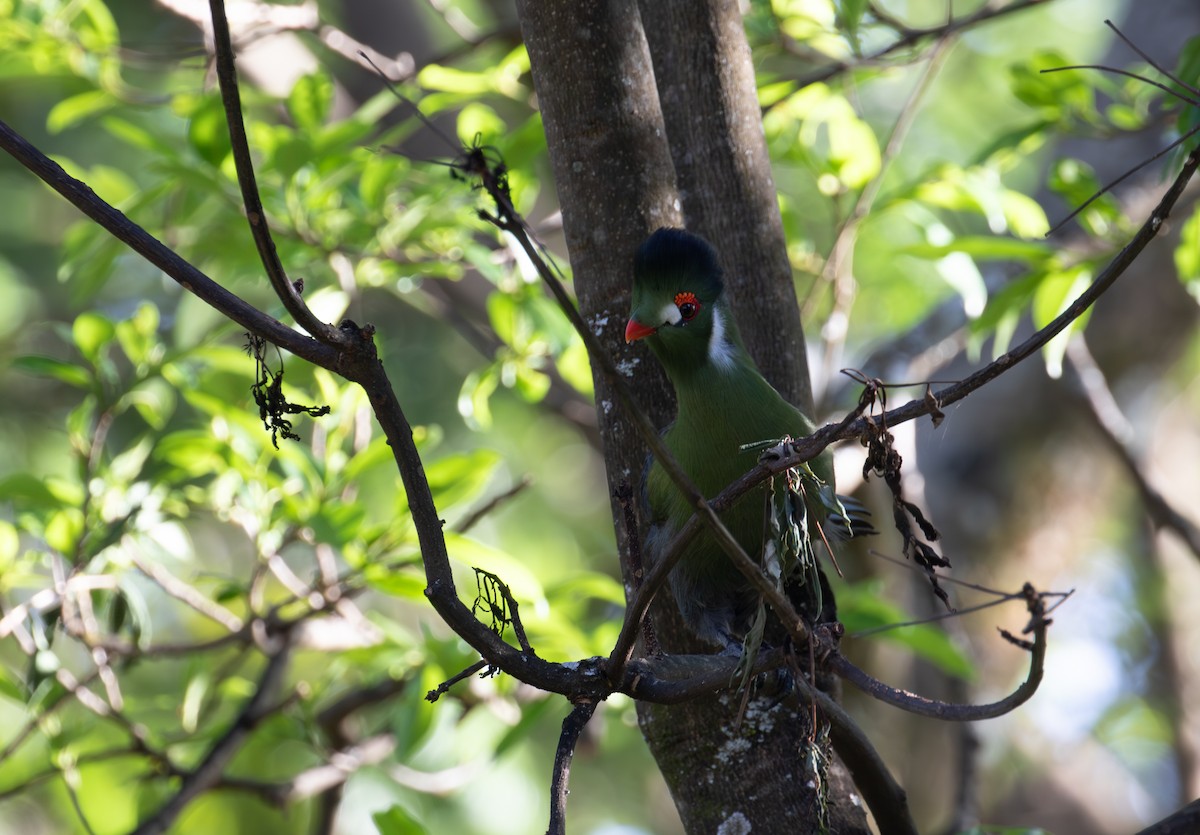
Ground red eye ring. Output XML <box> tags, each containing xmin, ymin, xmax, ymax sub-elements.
<box><xmin>674</xmin><ymin>292</ymin><xmax>700</xmax><ymax>322</ymax></box>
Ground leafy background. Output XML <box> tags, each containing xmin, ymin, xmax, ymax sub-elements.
<box><xmin>1</xmin><ymin>0</ymin><xmax>1198</xmax><ymax>832</ymax></box>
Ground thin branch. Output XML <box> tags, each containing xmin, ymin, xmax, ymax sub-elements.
<box><xmin>781</xmin><ymin>0</ymin><xmax>1053</xmax><ymax>96</ymax></box>
<box><xmin>132</xmin><ymin>555</ymin><xmax>245</xmax><ymax>632</ymax></box>
<box><xmin>319</xmin><ymin>676</ymin><xmax>411</xmax><ymax>732</ymax></box>
<box><xmin>1065</xmin><ymin>338</ymin><xmax>1200</xmax><ymax>560</ymax></box>
<box><xmin>1040</xmin><ymin>65</ymin><xmax>1200</xmax><ymax>108</ymax></box>
<box><xmin>131</xmin><ymin>639</ymin><xmax>292</xmax><ymax>835</ymax></box>
<box><xmin>828</xmin><ymin>584</ymin><xmax>1052</xmax><ymax>720</ymax></box>
<box><xmin>280</xmin><ymin>734</ymin><xmax>397</xmax><ymax>803</ymax></box>
<box><xmin>426</xmin><ymin>661</ymin><xmax>490</xmax><ymax>703</ymax></box>
<box><xmin>546</xmin><ymin>700</ymin><xmax>598</xmax><ymax>835</ymax></box>
<box><xmin>1105</xmin><ymin>18</ymin><xmax>1200</xmax><ymax>99</ymax></box>
<box><xmin>453</xmin><ymin>476</ymin><xmax>533</xmax><ymax>534</ymax></box>
<box><xmin>1046</xmin><ymin>122</ymin><xmax>1200</xmax><ymax>235</ymax></box>
<box><xmin>206</xmin><ymin>0</ymin><xmax>345</xmax><ymax>345</ymax></box>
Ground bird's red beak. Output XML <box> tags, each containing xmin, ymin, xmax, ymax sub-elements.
<box><xmin>624</xmin><ymin>317</ymin><xmax>657</xmax><ymax>343</ymax></box>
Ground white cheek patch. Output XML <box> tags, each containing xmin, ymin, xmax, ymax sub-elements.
<box><xmin>658</xmin><ymin>301</ymin><xmax>682</xmax><ymax>326</ymax></box>
<box><xmin>708</xmin><ymin>307</ymin><xmax>737</xmax><ymax>370</ymax></box>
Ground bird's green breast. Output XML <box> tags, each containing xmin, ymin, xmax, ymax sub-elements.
<box><xmin>646</xmin><ymin>356</ymin><xmax>825</xmax><ymax>575</ymax></box>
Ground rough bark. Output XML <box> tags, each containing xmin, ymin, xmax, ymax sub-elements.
<box><xmin>639</xmin><ymin>0</ymin><xmax>812</xmax><ymax>411</ymax></box>
<box><xmin>516</xmin><ymin>3</ymin><xmax>868</xmax><ymax>833</ymax></box>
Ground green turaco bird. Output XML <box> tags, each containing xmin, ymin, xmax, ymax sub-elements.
<box><xmin>626</xmin><ymin>227</ymin><xmax>861</xmax><ymax>652</ymax></box>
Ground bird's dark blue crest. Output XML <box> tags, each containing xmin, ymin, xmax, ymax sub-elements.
<box><xmin>634</xmin><ymin>228</ymin><xmax>725</xmax><ymax>301</ymax></box>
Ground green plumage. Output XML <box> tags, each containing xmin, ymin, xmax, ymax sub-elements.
<box><xmin>627</xmin><ymin>228</ymin><xmax>839</xmax><ymax>650</ymax></box>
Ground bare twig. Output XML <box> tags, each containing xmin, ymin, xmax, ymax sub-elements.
<box><xmin>132</xmin><ymin>555</ymin><xmax>245</xmax><ymax>632</ymax></box>
<box><xmin>828</xmin><ymin>584</ymin><xmax>1053</xmax><ymax>720</ymax></box>
<box><xmin>426</xmin><ymin>660</ymin><xmax>490</xmax><ymax>703</ymax></box>
<box><xmin>1065</xmin><ymin>338</ymin><xmax>1200</xmax><ymax>560</ymax></box>
<box><xmin>454</xmin><ymin>476</ymin><xmax>533</xmax><ymax>534</ymax></box>
<box><xmin>546</xmin><ymin>700</ymin><xmax>598</xmax><ymax>835</ymax></box>
<box><xmin>1104</xmin><ymin>18</ymin><xmax>1200</xmax><ymax>99</ymax></box>
<box><xmin>206</xmin><ymin>0</ymin><xmax>345</xmax><ymax>345</ymax></box>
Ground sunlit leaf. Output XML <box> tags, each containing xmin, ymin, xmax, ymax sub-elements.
<box><xmin>72</xmin><ymin>311</ymin><xmax>115</xmax><ymax>365</ymax></box>
<box><xmin>287</xmin><ymin>72</ymin><xmax>333</xmax><ymax>131</ymax></box>
<box><xmin>837</xmin><ymin>582</ymin><xmax>974</xmax><ymax>680</ymax></box>
<box><xmin>47</xmin><ymin>89</ymin><xmax>116</xmax><ymax>133</ymax></box>
<box><xmin>1176</xmin><ymin>205</ymin><xmax>1200</xmax><ymax>302</ymax></box>
<box><xmin>373</xmin><ymin>805</ymin><xmax>428</xmax><ymax>835</ymax></box>
<box><xmin>187</xmin><ymin>96</ymin><xmax>232</xmax><ymax>167</ymax></box>
<box><xmin>12</xmin><ymin>355</ymin><xmax>91</xmax><ymax>388</ymax></box>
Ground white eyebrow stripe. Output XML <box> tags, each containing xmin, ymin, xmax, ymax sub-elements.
<box><xmin>658</xmin><ymin>301</ymin><xmax>682</xmax><ymax>326</ymax></box>
<box><xmin>708</xmin><ymin>307</ymin><xmax>737</xmax><ymax>370</ymax></box>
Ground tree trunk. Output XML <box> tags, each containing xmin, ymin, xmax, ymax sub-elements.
<box><xmin>638</xmin><ymin>0</ymin><xmax>812</xmax><ymax>410</ymax></box>
<box><xmin>516</xmin><ymin>3</ymin><xmax>868</xmax><ymax>832</ymax></box>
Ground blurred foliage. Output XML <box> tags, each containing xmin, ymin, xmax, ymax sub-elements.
<box><xmin>0</xmin><ymin>0</ymin><xmax>1197</xmax><ymax>833</ymax></box>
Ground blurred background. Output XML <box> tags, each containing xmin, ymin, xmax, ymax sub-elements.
<box><xmin>0</xmin><ymin>0</ymin><xmax>1198</xmax><ymax>832</ymax></box>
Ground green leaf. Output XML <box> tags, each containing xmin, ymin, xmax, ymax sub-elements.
<box><xmin>417</xmin><ymin>64</ymin><xmax>493</xmax><ymax>96</ymax></box>
<box><xmin>1031</xmin><ymin>264</ymin><xmax>1092</xmax><ymax>377</ymax></box>
<box><xmin>115</xmin><ymin>303</ymin><xmax>160</xmax><ymax>368</ymax></box>
<box><xmin>0</xmin><ymin>665</ymin><xmax>25</xmax><ymax>703</ymax></box>
<box><xmin>458</xmin><ymin>366</ymin><xmax>499</xmax><ymax>430</ymax></box>
<box><xmin>426</xmin><ymin>449</ymin><xmax>502</xmax><ymax>509</ymax></box>
<box><xmin>999</xmin><ymin>189</ymin><xmax>1049</xmax><ymax>238</ymax></box>
<box><xmin>904</xmin><ymin>237</ymin><xmax>1051</xmax><ymax>262</ymax></box>
<box><xmin>12</xmin><ymin>356</ymin><xmax>91</xmax><ymax>388</ymax></box>
<box><xmin>837</xmin><ymin>583</ymin><xmax>974</xmax><ymax>680</ymax></box>
<box><xmin>457</xmin><ymin>102</ymin><xmax>505</xmax><ymax>145</ymax></box>
<box><xmin>555</xmin><ymin>336</ymin><xmax>594</xmax><ymax>397</ymax></box>
<box><xmin>512</xmin><ymin>363</ymin><xmax>550</xmax><ymax>403</ymax></box>
<box><xmin>47</xmin><ymin>89</ymin><xmax>117</xmax><ymax>133</ymax></box>
<box><xmin>1173</xmin><ymin>35</ymin><xmax>1200</xmax><ymax>138</ymax></box>
<box><xmin>494</xmin><ymin>696</ymin><xmax>555</xmax><ymax>758</ymax></box>
<box><xmin>0</xmin><ymin>474</ymin><xmax>65</xmax><ymax>508</ymax></box>
<box><xmin>446</xmin><ymin>531</ymin><xmax>545</xmax><ymax>607</ymax></box>
<box><xmin>45</xmin><ymin>508</ymin><xmax>85</xmax><ymax>554</ymax></box>
<box><xmin>836</xmin><ymin>0</ymin><xmax>869</xmax><ymax>49</ymax></box>
<box><xmin>1047</xmin><ymin>158</ymin><xmax>1120</xmax><ymax>236</ymax></box>
<box><xmin>287</xmin><ymin>72</ymin><xmax>333</xmax><ymax>131</ymax></box>
<box><xmin>1175</xmin><ymin>205</ymin><xmax>1200</xmax><ymax>302</ymax></box>
<box><xmin>359</xmin><ymin>155</ymin><xmax>405</xmax><ymax>212</ymax></box>
<box><xmin>365</xmin><ymin>567</ymin><xmax>426</xmax><ymax>601</ymax></box>
<box><xmin>373</xmin><ymin>803</ymin><xmax>427</xmax><ymax>835</ymax></box>
<box><xmin>187</xmin><ymin>96</ymin><xmax>232</xmax><ymax>168</ymax></box>
<box><xmin>124</xmin><ymin>378</ymin><xmax>176</xmax><ymax>431</ymax></box>
<box><xmin>0</xmin><ymin>520</ymin><xmax>19</xmax><ymax>572</ymax></box>
<box><xmin>72</xmin><ymin>311</ymin><xmax>116</xmax><ymax>365</ymax></box>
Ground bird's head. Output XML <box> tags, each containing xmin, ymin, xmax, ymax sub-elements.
<box><xmin>625</xmin><ymin>228</ymin><xmax>741</xmax><ymax>376</ymax></box>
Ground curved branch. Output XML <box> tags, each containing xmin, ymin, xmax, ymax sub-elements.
<box><xmin>829</xmin><ymin>584</ymin><xmax>1050</xmax><ymax>721</ymax></box>
<box><xmin>546</xmin><ymin>700</ymin><xmax>598</xmax><ymax>835</ymax></box>
<box><xmin>207</xmin><ymin>0</ymin><xmax>346</xmax><ymax>345</ymax></box>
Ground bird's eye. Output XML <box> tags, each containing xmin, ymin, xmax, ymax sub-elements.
<box><xmin>674</xmin><ymin>292</ymin><xmax>700</xmax><ymax>322</ymax></box>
